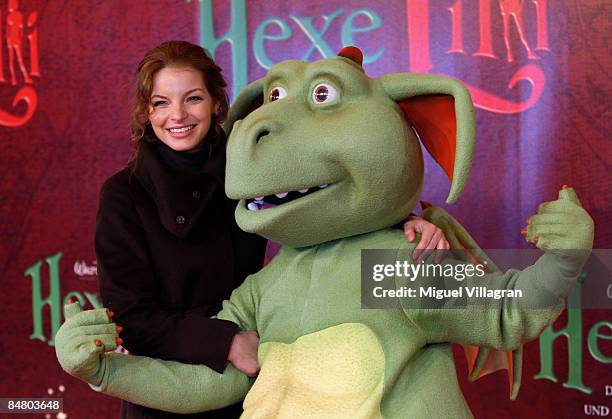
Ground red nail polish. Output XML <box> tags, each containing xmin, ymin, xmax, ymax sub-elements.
<box><xmin>520</xmin><ymin>228</ymin><xmax>527</xmax><ymax>237</ymax></box>
<box><xmin>562</xmin><ymin>184</ymin><xmax>569</xmax><ymax>189</ymax></box>
<box><xmin>524</xmin><ymin>217</ymin><xmax>531</xmax><ymax>224</ymax></box>
<box><xmin>116</xmin><ymin>326</ymin><xmax>123</xmax><ymax>333</ymax></box>
<box><xmin>107</xmin><ymin>310</ymin><xmax>114</xmax><ymax>319</ymax></box>
<box><xmin>534</xmin><ymin>236</ymin><xmax>539</xmax><ymax>243</ymax></box>
<box><xmin>94</xmin><ymin>339</ymin><xmax>102</xmax><ymax>347</ymax></box>
<box><xmin>116</xmin><ymin>337</ymin><xmax>123</xmax><ymax>345</ymax></box>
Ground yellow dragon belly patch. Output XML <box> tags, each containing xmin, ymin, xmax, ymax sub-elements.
<box><xmin>241</xmin><ymin>323</ymin><xmax>385</xmax><ymax>419</ymax></box>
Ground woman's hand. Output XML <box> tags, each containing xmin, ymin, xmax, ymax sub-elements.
<box><xmin>228</xmin><ymin>331</ymin><xmax>260</xmax><ymax>377</ymax></box>
<box><xmin>403</xmin><ymin>215</ymin><xmax>450</xmax><ymax>263</ymax></box>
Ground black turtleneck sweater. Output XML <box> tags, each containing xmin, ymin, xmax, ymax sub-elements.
<box><xmin>95</xmin><ymin>138</ymin><xmax>266</xmax><ymax>419</ymax></box>
<box><xmin>155</xmin><ymin>139</ymin><xmax>210</xmax><ymax>172</ymax></box>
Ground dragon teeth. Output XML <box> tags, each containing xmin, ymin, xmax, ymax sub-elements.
<box><xmin>250</xmin><ymin>184</ymin><xmax>330</xmax><ymax>204</ymax></box>
<box><xmin>247</xmin><ymin>202</ymin><xmax>260</xmax><ymax>211</ymax></box>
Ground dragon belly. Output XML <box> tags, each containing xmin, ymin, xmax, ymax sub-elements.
<box><xmin>241</xmin><ymin>323</ymin><xmax>385</xmax><ymax>419</ymax></box>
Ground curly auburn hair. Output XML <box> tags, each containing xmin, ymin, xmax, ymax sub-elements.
<box><xmin>129</xmin><ymin>40</ymin><xmax>229</xmax><ymax>162</ymax></box>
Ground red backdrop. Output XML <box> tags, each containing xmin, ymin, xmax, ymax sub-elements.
<box><xmin>1</xmin><ymin>1</ymin><xmax>610</xmax><ymax>418</ymax></box>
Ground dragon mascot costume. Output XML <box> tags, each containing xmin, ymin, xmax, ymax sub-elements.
<box><xmin>55</xmin><ymin>47</ymin><xmax>594</xmax><ymax>418</ymax></box>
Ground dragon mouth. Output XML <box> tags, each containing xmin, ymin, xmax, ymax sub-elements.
<box><xmin>245</xmin><ymin>184</ymin><xmax>330</xmax><ymax>211</ymax></box>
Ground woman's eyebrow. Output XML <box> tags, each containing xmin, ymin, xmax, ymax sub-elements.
<box><xmin>151</xmin><ymin>88</ymin><xmax>206</xmax><ymax>100</ymax></box>
<box><xmin>184</xmin><ymin>88</ymin><xmax>206</xmax><ymax>95</ymax></box>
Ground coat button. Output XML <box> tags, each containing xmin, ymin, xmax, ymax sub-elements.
<box><xmin>192</xmin><ymin>190</ymin><xmax>201</xmax><ymax>198</ymax></box>
<box><xmin>175</xmin><ymin>215</ymin><xmax>186</xmax><ymax>225</ymax></box>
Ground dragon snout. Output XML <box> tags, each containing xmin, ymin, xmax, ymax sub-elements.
<box><xmin>239</xmin><ymin>114</ymin><xmax>282</xmax><ymax>145</ymax></box>
<box><xmin>256</xmin><ymin>129</ymin><xmax>271</xmax><ymax>143</ymax></box>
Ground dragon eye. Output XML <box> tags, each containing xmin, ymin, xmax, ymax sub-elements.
<box><xmin>312</xmin><ymin>83</ymin><xmax>338</xmax><ymax>105</ymax></box>
<box><xmin>268</xmin><ymin>86</ymin><xmax>287</xmax><ymax>102</ymax></box>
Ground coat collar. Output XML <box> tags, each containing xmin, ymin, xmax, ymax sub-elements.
<box><xmin>133</xmin><ymin>138</ymin><xmax>227</xmax><ymax>238</ymax></box>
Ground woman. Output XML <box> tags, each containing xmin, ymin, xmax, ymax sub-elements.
<box><xmin>95</xmin><ymin>40</ymin><xmax>448</xmax><ymax>419</ymax></box>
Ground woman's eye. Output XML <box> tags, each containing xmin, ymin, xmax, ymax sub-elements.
<box><xmin>187</xmin><ymin>96</ymin><xmax>202</xmax><ymax>102</ymax></box>
<box><xmin>152</xmin><ymin>100</ymin><xmax>166</xmax><ymax>108</ymax></box>
<box><xmin>312</xmin><ymin>83</ymin><xmax>338</xmax><ymax>105</ymax></box>
<box><xmin>268</xmin><ymin>86</ymin><xmax>287</xmax><ymax>102</ymax></box>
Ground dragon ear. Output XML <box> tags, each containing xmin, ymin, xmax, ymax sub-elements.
<box><xmin>224</xmin><ymin>78</ymin><xmax>265</xmax><ymax>136</ymax></box>
<box><xmin>377</xmin><ymin>73</ymin><xmax>476</xmax><ymax>204</ymax></box>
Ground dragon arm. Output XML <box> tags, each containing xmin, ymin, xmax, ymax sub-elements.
<box><xmin>410</xmin><ymin>187</ymin><xmax>592</xmax><ymax>398</ymax></box>
<box><xmin>414</xmin><ymin>187</ymin><xmax>592</xmax><ymax>349</ymax></box>
<box><xmin>90</xmin><ymin>353</ymin><xmax>250</xmax><ymax>414</ymax></box>
<box><xmin>56</xmin><ymin>273</ymin><xmax>263</xmax><ymax>413</ymax></box>
<box><xmin>406</xmin><ymin>252</ymin><xmax>585</xmax><ymax>350</ymax></box>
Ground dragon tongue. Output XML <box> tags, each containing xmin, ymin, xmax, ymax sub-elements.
<box><xmin>261</xmin><ymin>201</ymin><xmax>278</xmax><ymax>210</ymax></box>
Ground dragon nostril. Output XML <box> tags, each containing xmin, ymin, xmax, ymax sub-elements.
<box><xmin>256</xmin><ymin>130</ymin><xmax>270</xmax><ymax>143</ymax></box>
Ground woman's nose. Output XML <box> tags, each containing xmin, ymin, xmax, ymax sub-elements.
<box><xmin>169</xmin><ymin>103</ymin><xmax>188</xmax><ymax>120</ymax></box>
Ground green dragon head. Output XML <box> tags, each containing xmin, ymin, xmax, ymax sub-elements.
<box><xmin>225</xmin><ymin>47</ymin><xmax>475</xmax><ymax>248</ymax></box>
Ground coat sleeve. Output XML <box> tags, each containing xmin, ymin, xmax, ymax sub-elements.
<box><xmin>88</xmin><ymin>270</ymin><xmax>263</xmax><ymax>414</ymax></box>
<box><xmin>95</xmin><ymin>173</ymin><xmax>239</xmax><ymax>373</ymax></box>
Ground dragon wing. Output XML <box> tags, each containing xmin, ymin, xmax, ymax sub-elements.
<box><xmin>421</xmin><ymin>202</ymin><xmax>522</xmax><ymax>400</ymax></box>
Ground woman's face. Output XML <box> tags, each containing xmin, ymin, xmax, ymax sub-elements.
<box><xmin>148</xmin><ymin>66</ymin><xmax>217</xmax><ymax>151</ymax></box>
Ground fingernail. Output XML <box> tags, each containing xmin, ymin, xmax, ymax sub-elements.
<box><xmin>116</xmin><ymin>337</ymin><xmax>123</xmax><ymax>345</ymax></box>
<box><xmin>534</xmin><ymin>236</ymin><xmax>539</xmax><ymax>243</ymax></box>
<box><xmin>94</xmin><ymin>339</ymin><xmax>102</xmax><ymax>347</ymax></box>
<box><xmin>562</xmin><ymin>184</ymin><xmax>570</xmax><ymax>189</ymax></box>
<box><xmin>521</xmin><ymin>228</ymin><xmax>527</xmax><ymax>237</ymax></box>
<box><xmin>116</xmin><ymin>325</ymin><xmax>123</xmax><ymax>333</ymax></box>
<box><xmin>524</xmin><ymin>217</ymin><xmax>531</xmax><ymax>224</ymax></box>
<box><xmin>107</xmin><ymin>310</ymin><xmax>114</xmax><ymax>319</ymax></box>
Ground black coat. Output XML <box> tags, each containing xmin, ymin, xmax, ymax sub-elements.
<box><xmin>95</xmin><ymin>139</ymin><xmax>266</xmax><ymax>419</ymax></box>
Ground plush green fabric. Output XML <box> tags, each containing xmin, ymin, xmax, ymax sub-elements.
<box><xmin>55</xmin><ymin>303</ymin><xmax>252</xmax><ymax>414</ymax></box>
<box><xmin>56</xmin><ymin>210</ymin><xmax>590</xmax><ymax>416</ymax></box>
<box><xmin>225</xmin><ymin>58</ymin><xmax>475</xmax><ymax>248</ymax></box>
<box><xmin>54</xmin><ymin>51</ymin><xmax>594</xmax><ymax>417</ymax></box>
